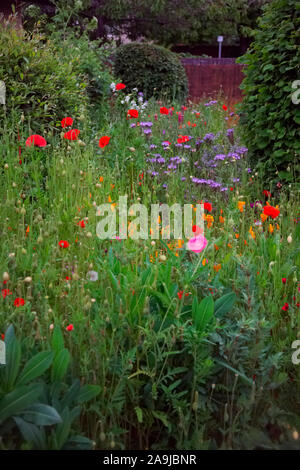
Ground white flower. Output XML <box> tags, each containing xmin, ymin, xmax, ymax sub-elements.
<box><xmin>287</xmin><ymin>235</ymin><xmax>293</xmax><ymax>243</ymax></box>
<box><xmin>87</xmin><ymin>270</ymin><xmax>98</xmax><ymax>281</ymax></box>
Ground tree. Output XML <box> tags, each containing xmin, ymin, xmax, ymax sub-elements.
<box><xmin>20</xmin><ymin>0</ymin><xmax>270</xmax><ymax>47</ymax></box>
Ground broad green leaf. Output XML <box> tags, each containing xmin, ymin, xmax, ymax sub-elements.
<box><xmin>21</xmin><ymin>403</ymin><xmax>62</xmax><ymax>426</ymax></box>
<box><xmin>51</xmin><ymin>325</ymin><xmax>64</xmax><ymax>355</ymax></box>
<box><xmin>214</xmin><ymin>292</ymin><xmax>237</xmax><ymax>317</ymax></box>
<box><xmin>17</xmin><ymin>351</ymin><xmax>53</xmax><ymax>386</ymax></box>
<box><xmin>61</xmin><ymin>379</ymin><xmax>81</xmax><ymax>409</ymax></box>
<box><xmin>0</xmin><ymin>383</ymin><xmax>43</xmax><ymax>423</ymax></box>
<box><xmin>193</xmin><ymin>295</ymin><xmax>214</xmax><ymax>331</ymax></box>
<box><xmin>51</xmin><ymin>348</ymin><xmax>70</xmax><ymax>382</ymax></box>
<box><xmin>55</xmin><ymin>407</ymin><xmax>71</xmax><ymax>450</ymax></box>
<box><xmin>14</xmin><ymin>417</ymin><xmax>46</xmax><ymax>450</ymax></box>
<box><xmin>4</xmin><ymin>326</ymin><xmax>21</xmax><ymax>390</ymax></box>
<box><xmin>77</xmin><ymin>384</ymin><xmax>101</xmax><ymax>403</ymax></box>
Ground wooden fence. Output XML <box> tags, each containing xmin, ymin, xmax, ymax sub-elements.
<box><xmin>181</xmin><ymin>58</ymin><xmax>245</xmax><ymax>105</ymax></box>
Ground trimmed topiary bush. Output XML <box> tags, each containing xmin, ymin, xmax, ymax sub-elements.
<box><xmin>238</xmin><ymin>0</ymin><xmax>300</xmax><ymax>183</ymax></box>
<box><xmin>114</xmin><ymin>42</ymin><xmax>188</xmax><ymax>103</ymax></box>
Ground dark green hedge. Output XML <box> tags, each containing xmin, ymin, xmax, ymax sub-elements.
<box><xmin>114</xmin><ymin>43</ymin><xmax>188</xmax><ymax>103</ymax></box>
<box><xmin>238</xmin><ymin>0</ymin><xmax>300</xmax><ymax>183</ymax></box>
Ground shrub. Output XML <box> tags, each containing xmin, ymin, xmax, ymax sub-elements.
<box><xmin>114</xmin><ymin>43</ymin><xmax>188</xmax><ymax>103</ymax></box>
<box><xmin>50</xmin><ymin>32</ymin><xmax>114</xmax><ymax>126</ymax></box>
<box><xmin>237</xmin><ymin>0</ymin><xmax>300</xmax><ymax>184</ymax></box>
<box><xmin>0</xmin><ymin>17</ymin><xmax>88</xmax><ymax>135</ymax></box>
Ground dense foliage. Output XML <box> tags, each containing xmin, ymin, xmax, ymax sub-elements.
<box><xmin>0</xmin><ymin>325</ymin><xmax>100</xmax><ymax>450</ymax></box>
<box><xmin>114</xmin><ymin>43</ymin><xmax>188</xmax><ymax>102</ymax></box>
<box><xmin>0</xmin><ymin>17</ymin><xmax>87</xmax><ymax>135</ymax></box>
<box><xmin>0</xmin><ymin>9</ymin><xmax>114</xmax><ymax>136</ymax></box>
<box><xmin>238</xmin><ymin>0</ymin><xmax>300</xmax><ymax>184</ymax></box>
<box><xmin>20</xmin><ymin>0</ymin><xmax>270</xmax><ymax>46</ymax></box>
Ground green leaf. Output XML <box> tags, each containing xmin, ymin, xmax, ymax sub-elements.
<box><xmin>61</xmin><ymin>379</ymin><xmax>81</xmax><ymax>409</ymax></box>
<box><xmin>63</xmin><ymin>435</ymin><xmax>93</xmax><ymax>450</ymax></box>
<box><xmin>51</xmin><ymin>348</ymin><xmax>70</xmax><ymax>382</ymax></box>
<box><xmin>135</xmin><ymin>406</ymin><xmax>143</xmax><ymax>423</ymax></box>
<box><xmin>14</xmin><ymin>417</ymin><xmax>46</xmax><ymax>449</ymax></box>
<box><xmin>215</xmin><ymin>360</ymin><xmax>252</xmax><ymax>385</ymax></box>
<box><xmin>55</xmin><ymin>407</ymin><xmax>72</xmax><ymax>450</ymax></box>
<box><xmin>51</xmin><ymin>325</ymin><xmax>64</xmax><ymax>355</ymax></box>
<box><xmin>0</xmin><ymin>383</ymin><xmax>43</xmax><ymax>423</ymax></box>
<box><xmin>193</xmin><ymin>295</ymin><xmax>214</xmax><ymax>331</ymax></box>
<box><xmin>77</xmin><ymin>384</ymin><xmax>101</xmax><ymax>403</ymax></box>
<box><xmin>214</xmin><ymin>292</ymin><xmax>237</xmax><ymax>317</ymax></box>
<box><xmin>17</xmin><ymin>351</ymin><xmax>53</xmax><ymax>386</ymax></box>
<box><xmin>4</xmin><ymin>325</ymin><xmax>21</xmax><ymax>390</ymax></box>
<box><xmin>152</xmin><ymin>410</ymin><xmax>171</xmax><ymax>431</ymax></box>
<box><xmin>21</xmin><ymin>403</ymin><xmax>62</xmax><ymax>426</ymax></box>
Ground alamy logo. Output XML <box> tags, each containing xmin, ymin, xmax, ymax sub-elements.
<box><xmin>0</xmin><ymin>81</ymin><xmax>6</xmax><ymax>105</ymax></box>
<box><xmin>96</xmin><ymin>196</ymin><xmax>204</xmax><ymax>241</ymax></box>
<box><xmin>0</xmin><ymin>340</ymin><xmax>5</xmax><ymax>365</ymax></box>
<box><xmin>291</xmin><ymin>340</ymin><xmax>300</xmax><ymax>365</ymax></box>
<box><xmin>291</xmin><ymin>80</ymin><xmax>300</xmax><ymax>105</ymax></box>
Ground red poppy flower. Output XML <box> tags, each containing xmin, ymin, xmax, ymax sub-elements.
<box><xmin>64</xmin><ymin>129</ymin><xmax>80</xmax><ymax>141</ymax></box>
<box><xmin>77</xmin><ymin>220</ymin><xmax>86</xmax><ymax>228</ymax></box>
<box><xmin>99</xmin><ymin>136</ymin><xmax>111</xmax><ymax>148</ymax></box>
<box><xmin>160</xmin><ymin>107</ymin><xmax>169</xmax><ymax>115</ymax></box>
<box><xmin>204</xmin><ymin>202</ymin><xmax>212</xmax><ymax>212</ymax></box>
<box><xmin>14</xmin><ymin>298</ymin><xmax>25</xmax><ymax>307</ymax></box>
<box><xmin>66</xmin><ymin>324</ymin><xmax>74</xmax><ymax>331</ymax></box>
<box><xmin>61</xmin><ymin>117</ymin><xmax>74</xmax><ymax>128</ymax></box>
<box><xmin>282</xmin><ymin>278</ymin><xmax>287</xmax><ymax>284</ymax></box>
<box><xmin>263</xmin><ymin>205</ymin><xmax>280</xmax><ymax>219</ymax></box>
<box><xmin>281</xmin><ymin>302</ymin><xmax>289</xmax><ymax>312</ymax></box>
<box><xmin>177</xmin><ymin>135</ymin><xmax>189</xmax><ymax>144</ymax></box>
<box><xmin>1</xmin><ymin>334</ymin><xmax>4</xmax><ymax>340</ymax></box>
<box><xmin>59</xmin><ymin>240</ymin><xmax>69</xmax><ymax>248</ymax></box>
<box><xmin>222</xmin><ymin>105</ymin><xmax>228</xmax><ymax>111</ymax></box>
<box><xmin>65</xmin><ymin>276</ymin><xmax>71</xmax><ymax>281</ymax></box>
<box><xmin>262</xmin><ymin>190</ymin><xmax>272</xmax><ymax>199</ymax></box>
<box><xmin>1</xmin><ymin>289</ymin><xmax>12</xmax><ymax>299</ymax></box>
<box><xmin>116</xmin><ymin>83</ymin><xmax>126</xmax><ymax>90</ymax></box>
<box><xmin>26</xmin><ymin>134</ymin><xmax>47</xmax><ymax>148</ymax></box>
<box><xmin>127</xmin><ymin>109</ymin><xmax>139</xmax><ymax>119</ymax></box>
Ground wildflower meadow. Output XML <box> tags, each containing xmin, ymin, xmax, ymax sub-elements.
<box><xmin>0</xmin><ymin>0</ymin><xmax>299</xmax><ymax>454</ymax></box>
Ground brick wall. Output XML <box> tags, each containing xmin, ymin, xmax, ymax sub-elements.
<box><xmin>181</xmin><ymin>58</ymin><xmax>245</xmax><ymax>105</ymax></box>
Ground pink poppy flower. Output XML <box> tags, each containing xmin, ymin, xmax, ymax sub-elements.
<box><xmin>187</xmin><ymin>235</ymin><xmax>208</xmax><ymax>253</ymax></box>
